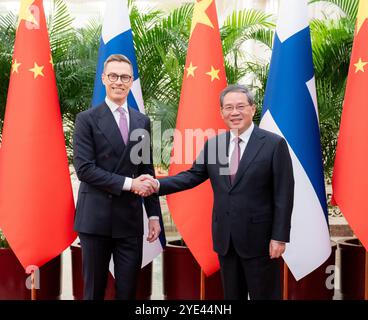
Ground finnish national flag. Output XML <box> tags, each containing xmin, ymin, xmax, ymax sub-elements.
<box><xmin>92</xmin><ymin>0</ymin><xmax>165</xmax><ymax>269</ymax></box>
<box><xmin>260</xmin><ymin>0</ymin><xmax>331</xmax><ymax>280</ymax></box>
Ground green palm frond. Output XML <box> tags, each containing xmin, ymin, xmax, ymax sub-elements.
<box><xmin>0</xmin><ymin>12</ymin><xmax>15</xmax><ymax>60</ymax></box>
<box><xmin>0</xmin><ymin>11</ymin><xmax>17</xmax><ymax>30</ymax></box>
<box><xmin>242</xmin><ymin>61</ymin><xmax>270</xmax><ymax>123</ymax></box>
<box><xmin>0</xmin><ymin>12</ymin><xmax>16</xmax><ymax>130</ymax></box>
<box><xmin>132</xmin><ymin>3</ymin><xmax>192</xmax><ymax>115</ymax></box>
<box><xmin>316</xmin><ymin>79</ymin><xmax>344</xmax><ymax>176</ymax></box>
<box><xmin>150</xmin><ymin>99</ymin><xmax>178</xmax><ymax>169</ymax></box>
<box><xmin>249</xmin><ymin>29</ymin><xmax>275</xmax><ymax>50</ymax></box>
<box><xmin>80</xmin><ymin>18</ymin><xmax>102</xmax><ymax>47</ymax></box>
<box><xmin>55</xmin><ymin>25</ymin><xmax>101</xmax><ymax>122</ymax></box>
<box><xmin>311</xmin><ymin>18</ymin><xmax>353</xmax><ymax>92</ymax></box>
<box><xmin>161</xmin><ymin>3</ymin><xmax>193</xmax><ymax>32</ymax></box>
<box><xmin>220</xmin><ymin>8</ymin><xmax>274</xmax><ymax>95</ymax></box>
<box><xmin>225</xmin><ymin>59</ymin><xmax>248</xmax><ymax>85</ymax></box>
<box><xmin>130</xmin><ymin>4</ymin><xmax>164</xmax><ymax>38</ymax></box>
<box><xmin>221</xmin><ymin>8</ymin><xmax>274</xmax><ymax>57</ymax></box>
<box><xmin>309</xmin><ymin>0</ymin><xmax>358</xmax><ymax>20</ymax></box>
<box><xmin>48</xmin><ymin>0</ymin><xmax>75</xmax><ymax>61</ymax></box>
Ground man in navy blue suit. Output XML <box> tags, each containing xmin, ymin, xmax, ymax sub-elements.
<box><xmin>143</xmin><ymin>84</ymin><xmax>294</xmax><ymax>300</ymax></box>
<box><xmin>73</xmin><ymin>54</ymin><xmax>161</xmax><ymax>300</ymax></box>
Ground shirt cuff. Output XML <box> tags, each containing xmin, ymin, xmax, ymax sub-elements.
<box><xmin>149</xmin><ymin>216</ymin><xmax>160</xmax><ymax>220</ymax></box>
<box><xmin>122</xmin><ymin>177</ymin><xmax>133</xmax><ymax>191</ymax></box>
<box><xmin>271</xmin><ymin>239</ymin><xmax>286</xmax><ymax>244</ymax></box>
<box><xmin>155</xmin><ymin>179</ymin><xmax>160</xmax><ymax>191</ymax></box>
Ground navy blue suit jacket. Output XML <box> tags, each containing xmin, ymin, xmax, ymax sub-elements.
<box><xmin>73</xmin><ymin>102</ymin><xmax>161</xmax><ymax>238</ymax></box>
<box><xmin>159</xmin><ymin>126</ymin><xmax>294</xmax><ymax>258</ymax></box>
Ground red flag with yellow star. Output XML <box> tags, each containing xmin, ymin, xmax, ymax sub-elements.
<box><xmin>332</xmin><ymin>0</ymin><xmax>368</xmax><ymax>250</ymax></box>
<box><xmin>167</xmin><ymin>0</ymin><xmax>227</xmax><ymax>276</ymax></box>
<box><xmin>0</xmin><ymin>0</ymin><xmax>76</xmax><ymax>269</ymax></box>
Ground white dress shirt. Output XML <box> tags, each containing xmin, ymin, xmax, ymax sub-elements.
<box><xmin>105</xmin><ymin>97</ymin><xmax>130</xmax><ymax>131</ymax></box>
<box><xmin>228</xmin><ymin>122</ymin><xmax>254</xmax><ymax>162</ymax></box>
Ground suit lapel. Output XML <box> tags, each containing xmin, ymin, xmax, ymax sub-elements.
<box><xmin>95</xmin><ymin>103</ymin><xmax>125</xmax><ymax>156</ymax></box>
<box><xmin>128</xmin><ymin>107</ymin><xmax>143</xmax><ymax>141</ymax></box>
<box><xmin>119</xmin><ymin>107</ymin><xmax>143</xmax><ymax>162</ymax></box>
<box><xmin>230</xmin><ymin>126</ymin><xmax>266</xmax><ymax>189</ymax></box>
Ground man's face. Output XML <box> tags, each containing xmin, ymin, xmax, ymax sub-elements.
<box><xmin>220</xmin><ymin>91</ymin><xmax>256</xmax><ymax>135</ymax></box>
<box><xmin>102</xmin><ymin>61</ymin><xmax>133</xmax><ymax>105</ymax></box>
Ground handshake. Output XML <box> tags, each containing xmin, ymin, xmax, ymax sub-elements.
<box><xmin>131</xmin><ymin>174</ymin><xmax>159</xmax><ymax>197</ymax></box>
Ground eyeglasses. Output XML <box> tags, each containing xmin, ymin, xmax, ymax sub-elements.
<box><xmin>222</xmin><ymin>105</ymin><xmax>252</xmax><ymax>112</ymax></box>
<box><xmin>106</xmin><ymin>73</ymin><xmax>132</xmax><ymax>83</ymax></box>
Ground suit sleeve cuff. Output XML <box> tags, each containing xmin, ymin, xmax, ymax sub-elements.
<box><xmin>122</xmin><ymin>177</ymin><xmax>133</xmax><ymax>191</ymax></box>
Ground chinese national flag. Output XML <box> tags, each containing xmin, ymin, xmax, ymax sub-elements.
<box><xmin>332</xmin><ymin>0</ymin><xmax>368</xmax><ymax>250</ymax></box>
<box><xmin>167</xmin><ymin>0</ymin><xmax>227</xmax><ymax>276</ymax></box>
<box><xmin>0</xmin><ymin>0</ymin><xmax>76</xmax><ymax>269</ymax></box>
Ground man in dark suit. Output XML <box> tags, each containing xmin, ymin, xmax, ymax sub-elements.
<box><xmin>143</xmin><ymin>84</ymin><xmax>294</xmax><ymax>300</ymax></box>
<box><xmin>73</xmin><ymin>54</ymin><xmax>161</xmax><ymax>300</ymax></box>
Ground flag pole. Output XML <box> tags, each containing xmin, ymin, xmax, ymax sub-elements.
<box><xmin>283</xmin><ymin>262</ymin><xmax>289</xmax><ymax>300</ymax></box>
<box><xmin>200</xmin><ymin>269</ymin><xmax>206</xmax><ymax>300</ymax></box>
<box><xmin>31</xmin><ymin>270</ymin><xmax>37</xmax><ymax>300</ymax></box>
<box><xmin>365</xmin><ymin>251</ymin><xmax>368</xmax><ymax>300</ymax></box>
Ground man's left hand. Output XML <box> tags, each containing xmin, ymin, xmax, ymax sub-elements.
<box><xmin>269</xmin><ymin>240</ymin><xmax>286</xmax><ymax>259</ymax></box>
<box><xmin>147</xmin><ymin>219</ymin><xmax>161</xmax><ymax>243</ymax></box>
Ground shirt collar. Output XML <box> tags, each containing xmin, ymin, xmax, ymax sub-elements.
<box><xmin>105</xmin><ymin>97</ymin><xmax>129</xmax><ymax>114</ymax></box>
<box><xmin>230</xmin><ymin>122</ymin><xmax>254</xmax><ymax>142</ymax></box>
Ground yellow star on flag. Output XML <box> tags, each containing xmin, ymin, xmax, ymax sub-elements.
<box><xmin>29</xmin><ymin>62</ymin><xmax>44</xmax><ymax>79</ymax></box>
<box><xmin>190</xmin><ymin>0</ymin><xmax>214</xmax><ymax>36</ymax></box>
<box><xmin>356</xmin><ymin>0</ymin><xmax>368</xmax><ymax>34</ymax></box>
<box><xmin>354</xmin><ymin>58</ymin><xmax>368</xmax><ymax>73</ymax></box>
<box><xmin>186</xmin><ymin>62</ymin><xmax>198</xmax><ymax>78</ymax></box>
<box><xmin>49</xmin><ymin>54</ymin><xmax>54</xmax><ymax>69</ymax></box>
<box><xmin>205</xmin><ymin>66</ymin><xmax>220</xmax><ymax>81</ymax></box>
<box><xmin>17</xmin><ymin>0</ymin><xmax>38</xmax><ymax>29</ymax></box>
<box><xmin>12</xmin><ymin>59</ymin><xmax>21</xmax><ymax>74</ymax></box>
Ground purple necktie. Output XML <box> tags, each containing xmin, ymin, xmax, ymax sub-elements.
<box><xmin>230</xmin><ymin>137</ymin><xmax>242</xmax><ymax>185</ymax></box>
<box><xmin>117</xmin><ymin>107</ymin><xmax>128</xmax><ymax>145</ymax></box>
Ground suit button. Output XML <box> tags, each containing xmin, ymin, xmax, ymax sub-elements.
<box><xmin>226</xmin><ymin>211</ymin><xmax>230</xmax><ymax>216</ymax></box>
<box><xmin>108</xmin><ymin>195</ymin><xmax>112</xmax><ymax>199</ymax></box>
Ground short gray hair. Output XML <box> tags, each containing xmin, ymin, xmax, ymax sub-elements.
<box><xmin>103</xmin><ymin>54</ymin><xmax>133</xmax><ymax>76</ymax></box>
<box><xmin>219</xmin><ymin>84</ymin><xmax>255</xmax><ymax>108</ymax></box>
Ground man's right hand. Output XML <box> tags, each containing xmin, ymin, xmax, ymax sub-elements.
<box><xmin>131</xmin><ymin>175</ymin><xmax>158</xmax><ymax>197</ymax></box>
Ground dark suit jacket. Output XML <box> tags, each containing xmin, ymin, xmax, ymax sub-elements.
<box><xmin>73</xmin><ymin>102</ymin><xmax>161</xmax><ymax>238</ymax></box>
<box><xmin>159</xmin><ymin>125</ymin><xmax>294</xmax><ymax>258</ymax></box>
